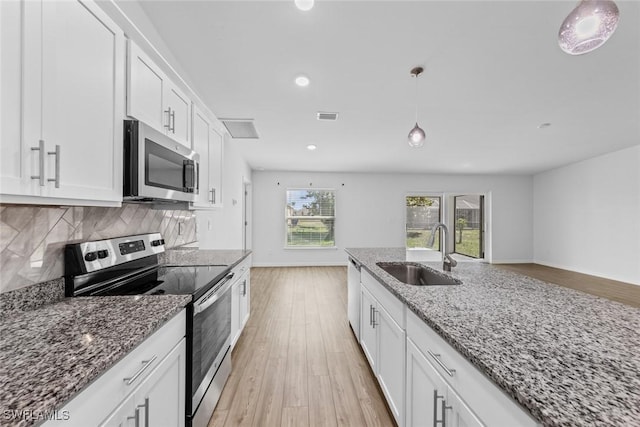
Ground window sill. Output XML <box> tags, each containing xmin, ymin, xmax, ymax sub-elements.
<box><xmin>284</xmin><ymin>246</ymin><xmax>338</xmax><ymax>250</ymax></box>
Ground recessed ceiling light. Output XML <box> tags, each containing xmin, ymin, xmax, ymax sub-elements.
<box><xmin>295</xmin><ymin>75</ymin><xmax>310</xmax><ymax>87</ymax></box>
<box><xmin>307</xmin><ymin>144</ymin><xmax>317</xmax><ymax>151</ymax></box>
<box><xmin>538</xmin><ymin>122</ymin><xmax>552</xmax><ymax>129</ymax></box>
<box><xmin>295</xmin><ymin>0</ymin><xmax>314</xmax><ymax>11</ymax></box>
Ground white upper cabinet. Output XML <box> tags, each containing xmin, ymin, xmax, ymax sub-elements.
<box><xmin>191</xmin><ymin>104</ymin><xmax>223</xmax><ymax>209</ymax></box>
<box><xmin>127</xmin><ymin>40</ymin><xmax>191</xmax><ymax>147</ymax></box>
<box><xmin>1</xmin><ymin>0</ymin><xmax>125</xmax><ymax>206</ymax></box>
<box><xmin>0</xmin><ymin>0</ymin><xmax>29</xmax><ymax>196</ymax></box>
<box><xmin>208</xmin><ymin>126</ymin><xmax>224</xmax><ymax>207</ymax></box>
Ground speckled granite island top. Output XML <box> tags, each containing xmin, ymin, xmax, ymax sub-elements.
<box><xmin>346</xmin><ymin>248</ymin><xmax>640</xmax><ymax>427</ymax></box>
<box><xmin>0</xmin><ymin>295</ymin><xmax>190</xmax><ymax>427</ymax></box>
<box><xmin>162</xmin><ymin>248</ymin><xmax>251</xmax><ymax>267</ymax></box>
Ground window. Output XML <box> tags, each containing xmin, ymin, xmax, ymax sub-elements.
<box><xmin>286</xmin><ymin>189</ymin><xmax>335</xmax><ymax>247</ymax></box>
<box><xmin>453</xmin><ymin>195</ymin><xmax>484</xmax><ymax>258</ymax></box>
<box><xmin>405</xmin><ymin>195</ymin><xmax>441</xmax><ymax>249</ymax></box>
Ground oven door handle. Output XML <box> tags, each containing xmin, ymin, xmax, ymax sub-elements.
<box><xmin>194</xmin><ymin>273</ymin><xmax>235</xmax><ymax>314</ymax></box>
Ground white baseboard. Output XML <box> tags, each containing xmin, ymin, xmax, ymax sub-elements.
<box><xmin>490</xmin><ymin>259</ymin><xmax>534</xmax><ymax>264</ymax></box>
<box><xmin>252</xmin><ymin>261</ymin><xmax>347</xmax><ymax>267</ymax></box>
<box><xmin>533</xmin><ymin>259</ymin><xmax>640</xmax><ymax>285</ymax></box>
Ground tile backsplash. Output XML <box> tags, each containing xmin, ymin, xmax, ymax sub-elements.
<box><xmin>0</xmin><ymin>204</ymin><xmax>196</xmax><ymax>293</ymax></box>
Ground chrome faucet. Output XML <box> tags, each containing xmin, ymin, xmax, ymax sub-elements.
<box><xmin>426</xmin><ymin>222</ymin><xmax>458</xmax><ymax>272</ymax></box>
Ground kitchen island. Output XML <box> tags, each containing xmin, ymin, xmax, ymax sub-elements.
<box><xmin>346</xmin><ymin>247</ymin><xmax>640</xmax><ymax>427</ymax></box>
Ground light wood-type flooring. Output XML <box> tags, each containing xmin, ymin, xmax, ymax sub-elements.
<box><xmin>208</xmin><ymin>266</ymin><xmax>395</xmax><ymax>427</ymax></box>
<box><xmin>496</xmin><ymin>263</ymin><xmax>640</xmax><ymax>308</ymax></box>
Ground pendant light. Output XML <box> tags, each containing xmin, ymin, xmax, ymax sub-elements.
<box><xmin>558</xmin><ymin>0</ymin><xmax>620</xmax><ymax>55</ymax></box>
<box><xmin>408</xmin><ymin>67</ymin><xmax>425</xmax><ymax>148</ymax></box>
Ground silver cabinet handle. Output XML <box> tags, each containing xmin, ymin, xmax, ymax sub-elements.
<box><xmin>212</xmin><ymin>188</ymin><xmax>216</xmax><ymax>204</ymax></box>
<box><xmin>123</xmin><ymin>355</ymin><xmax>157</xmax><ymax>386</ymax></box>
<box><xmin>242</xmin><ymin>280</ymin><xmax>247</xmax><ymax>296</ymax></box>
<box><xmin>427</xmin><ymin>350</ymin><xmax>456</xmax><ymax>377</ymax></box>
<box><xmin>433</xmin><ymin>390</ymin><xmax>444</xmax><ymax>427</ymax></box>
<box><xmin>441</xmin><ymin>399</ymin><xmax>452</xmax><ymax>427</ymax></box>
<box><xmin>30</xmin><ymin>140</ymin><xmax>45</xmax><ymax>186</ymax></box>
<box><xmin>209</xmin><ymin>188</ymin><xmax>214</xmax><ymax>204</ymax></box>
<box><xmin>127</xmin><ymin>407</ymin><xmax>140</xmax><ymax>427</ymax></box>
<box><xmin>170</xmin><ymin>110</ymin><xmax>176</xmax><ymax>133</ymax></box>
<box><xmin>47</xmin><ymin>145</ymin><xmax>60</xmax><ymax>188</ymax></box>
<box><xmin>137</xmin><ymin>398</ymin><xmax>149</xmax><ymax>427</ymax></box>
<box><xmin>164</xmin><ymin>107</ymin><xmax>172</xmax><ymax>130</ymax></box>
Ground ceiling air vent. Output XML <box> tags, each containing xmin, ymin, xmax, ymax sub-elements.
<box><xmin>317</xmin><ymin>111</ymin><xmax>339</xmax><ymax>121</ymax></box>
<box><xmin>220</xmin><ymin>119</ymin><xmax>259</xmax><ymax>139</ymax></box>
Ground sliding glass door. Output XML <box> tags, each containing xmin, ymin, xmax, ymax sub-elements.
<box><xmin>453</xmin><ymin>195</ymin><xmax>484</xmax><ymax>258</ymax></box>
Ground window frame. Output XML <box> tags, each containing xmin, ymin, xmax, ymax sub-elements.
<box><xmin>405</xmin><ymin>193</ymin><xmax>443</xmax><ymax>251</ymax></box>
<box><xmin>452</xmin><ymin>194</ymin><xmax>485</xmax><ymax>259</ymax></box>
<box><xmin>284</xmin><ymin>188</ymin><xmax>337</xmax><ymax>249</ymax></box>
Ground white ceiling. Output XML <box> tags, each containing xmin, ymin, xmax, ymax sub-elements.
<box><xmin>137</xmin><ymin>0</ymin><xmax>640</xmax><ymax>175</ymax></box>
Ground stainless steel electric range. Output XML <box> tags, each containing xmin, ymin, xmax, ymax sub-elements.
<box><xmin>64</xmin><ymin>233</ymin><xmax>234</xmax><ymax>427</ymax></box>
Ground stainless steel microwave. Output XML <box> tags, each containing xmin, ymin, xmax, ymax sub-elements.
<box><xmin>124</xmin><ymin>120</ymin><xmax>199</xmax><ymax>203</ymax></box>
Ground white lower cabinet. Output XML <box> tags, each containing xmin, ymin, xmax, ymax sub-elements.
<box><xmin>44</xmin><ymin>311</ymin><xmax>186</xmax><ymax>427</ymax></box>
<box><xmin>406</xmin><ymin>309</ymin><xmax>538</xmax><ymax>427</ymax></box>
<box><xmin>230</xmin><ymin>256</ymin><xmax>252</xmax><ymax>349</ymax></box>
<box><xmin>359</xmin><ymin>270</ymin><xmax>405</xmax><ymax>427</ymax></box>
<box><xmin>406</xmin><ymin>338</ymin><xmax>483</xmax><ymax>427</ymax></box>
<box><xmin>355</xmin><ymin>267</ymin><xmax>539</xmax><ymax>427</ymax></box>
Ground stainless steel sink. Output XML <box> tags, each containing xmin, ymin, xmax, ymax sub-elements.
<box><xmin>376</xmin><ymin>262</ymin><xmax>461</xmax><ymax>286</ymax></box>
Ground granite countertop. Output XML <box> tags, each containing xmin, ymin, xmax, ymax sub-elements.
<box><xmin>162</xmin><ymin>248</ymin><xmax>251</xmax><ymax>268</ymax></box>
<box><xmin>346</xmin><ymin>248</ymin><xmax>640</xmax><ymax>427</ymax></box>
<box><xmin>0</xmin><ymin>294</ymin><xmax>190</xmax><ymax>427</ymax></box>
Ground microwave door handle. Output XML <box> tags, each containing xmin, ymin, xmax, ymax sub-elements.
<box><xmin>183</xmin><ymin>160</ymin><xmax>195</xmax><ymax>192</ymax></box>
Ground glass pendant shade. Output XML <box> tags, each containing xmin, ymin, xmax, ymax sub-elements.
<box><xmin>558</xmin><ymin>0</ymin><xmax>620</xmax><ymax>55</ymax></box>
<box><xmin>408</xmin><ymin>123</ymin><xmax>425</xmax><ymax>148</ymax></box>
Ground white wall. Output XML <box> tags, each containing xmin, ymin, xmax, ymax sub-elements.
<box><xmin>196</xmin><ymin>137</ymin><xmax>252</xmax><ymax>249</ymax></box>
<box><xmin>252</xmin><ymin>171</ymin><xmax>533</xmax><ymax>266</ymax></box>
<box><xmin>533</xmin><ymin>145</ymin><xmax>640</xmax><ymax>285</ymax></box>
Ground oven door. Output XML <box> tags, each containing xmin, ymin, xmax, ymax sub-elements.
<box><xmin>191</xmin><ymin>273</ymin><xmax>234</xmax><ymax>413</ymax></box>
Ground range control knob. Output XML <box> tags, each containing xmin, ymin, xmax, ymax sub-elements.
<box><xmin>97</xmin><ymin>250</ymin><xmax>109</xmax><ymax>259</ymax></box>
<box><xmin>151</xmin><ymin>239</ymin><xmax>164</xmax><ymax>247</ymax></box>
<box><xmin>84</xmin><ymin>252</ymin><xmax>98</xmax><ymax>262</ymax></box>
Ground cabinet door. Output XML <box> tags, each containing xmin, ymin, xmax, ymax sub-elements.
<box><xmin>39</xmin><ymin>0</ymin><xmax>124</xmax><ymax>202</ymax></box>
<box><xmin>239</xmin><ymin>272</ymin><xmax>250</xmax><ymax>327</ymax></box>
<box><xmin>359</xmin><ymin>286</ymin><xmax>377</xmax><ymax>371</ymax></box>
<box><xmin>406</xmin><ymin>338</ymin><xmax>447</xmax><ymax>427</ymax></box>
<box><xmin>135</xmin><ymin>338</ymin><xmax>186</xmax><ymax>427</ymax></box>
<box><xmin>376</xmin><ymin>303</ymin><xmax>405</xmax><ymax>426</ymax></box>
<box><xmin>447</xmin><ymin>388</ymin><xmax>485</xmax><ymax>427</ymax></box>
<box><xmin>208</xmin><ymin>126</ymin><xmax>224</xmax><ymax>207</ymax></box>
<box><xmin>165</xmin><ymin>83</ymin><xmax>191</xmax><ymax>146</ymax></box>
<box><xmin>192</xmin><ymin>106</ymin><xmax>212</xmax><ymax>208</ymax></box>
<box><xmin>99</xmin><ymin>395</ymin><xmax>135</xmax><ymax>427</ymax></box>
<box><xmin>127</xmin><ymin>40</ymin><xmax>165</xmax><ymax>131</ymax></box>
<box><xmin>0</xmin><ymin>0</ymin><xmax>35</xmax><ymax>197</ymax></box>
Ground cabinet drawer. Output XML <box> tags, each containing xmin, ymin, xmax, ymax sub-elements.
<box><xmin>46</xmin><ymin>310</ymin><xmax>186</xmax><ymax>425</ymax></box>
<box><xmin>361</xmin><ymin>269</ymin><xmax>404</xmax><ymax>328</ymax></box>
<box><xmin>406</xmin><ymin>309</ymin><xmax>537</xmax><ymax>427</ymax></box>
<box><xmin>233</xmin><ymin>255</ymin><xmax>252</xmax><ymax>276</ymax></box>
